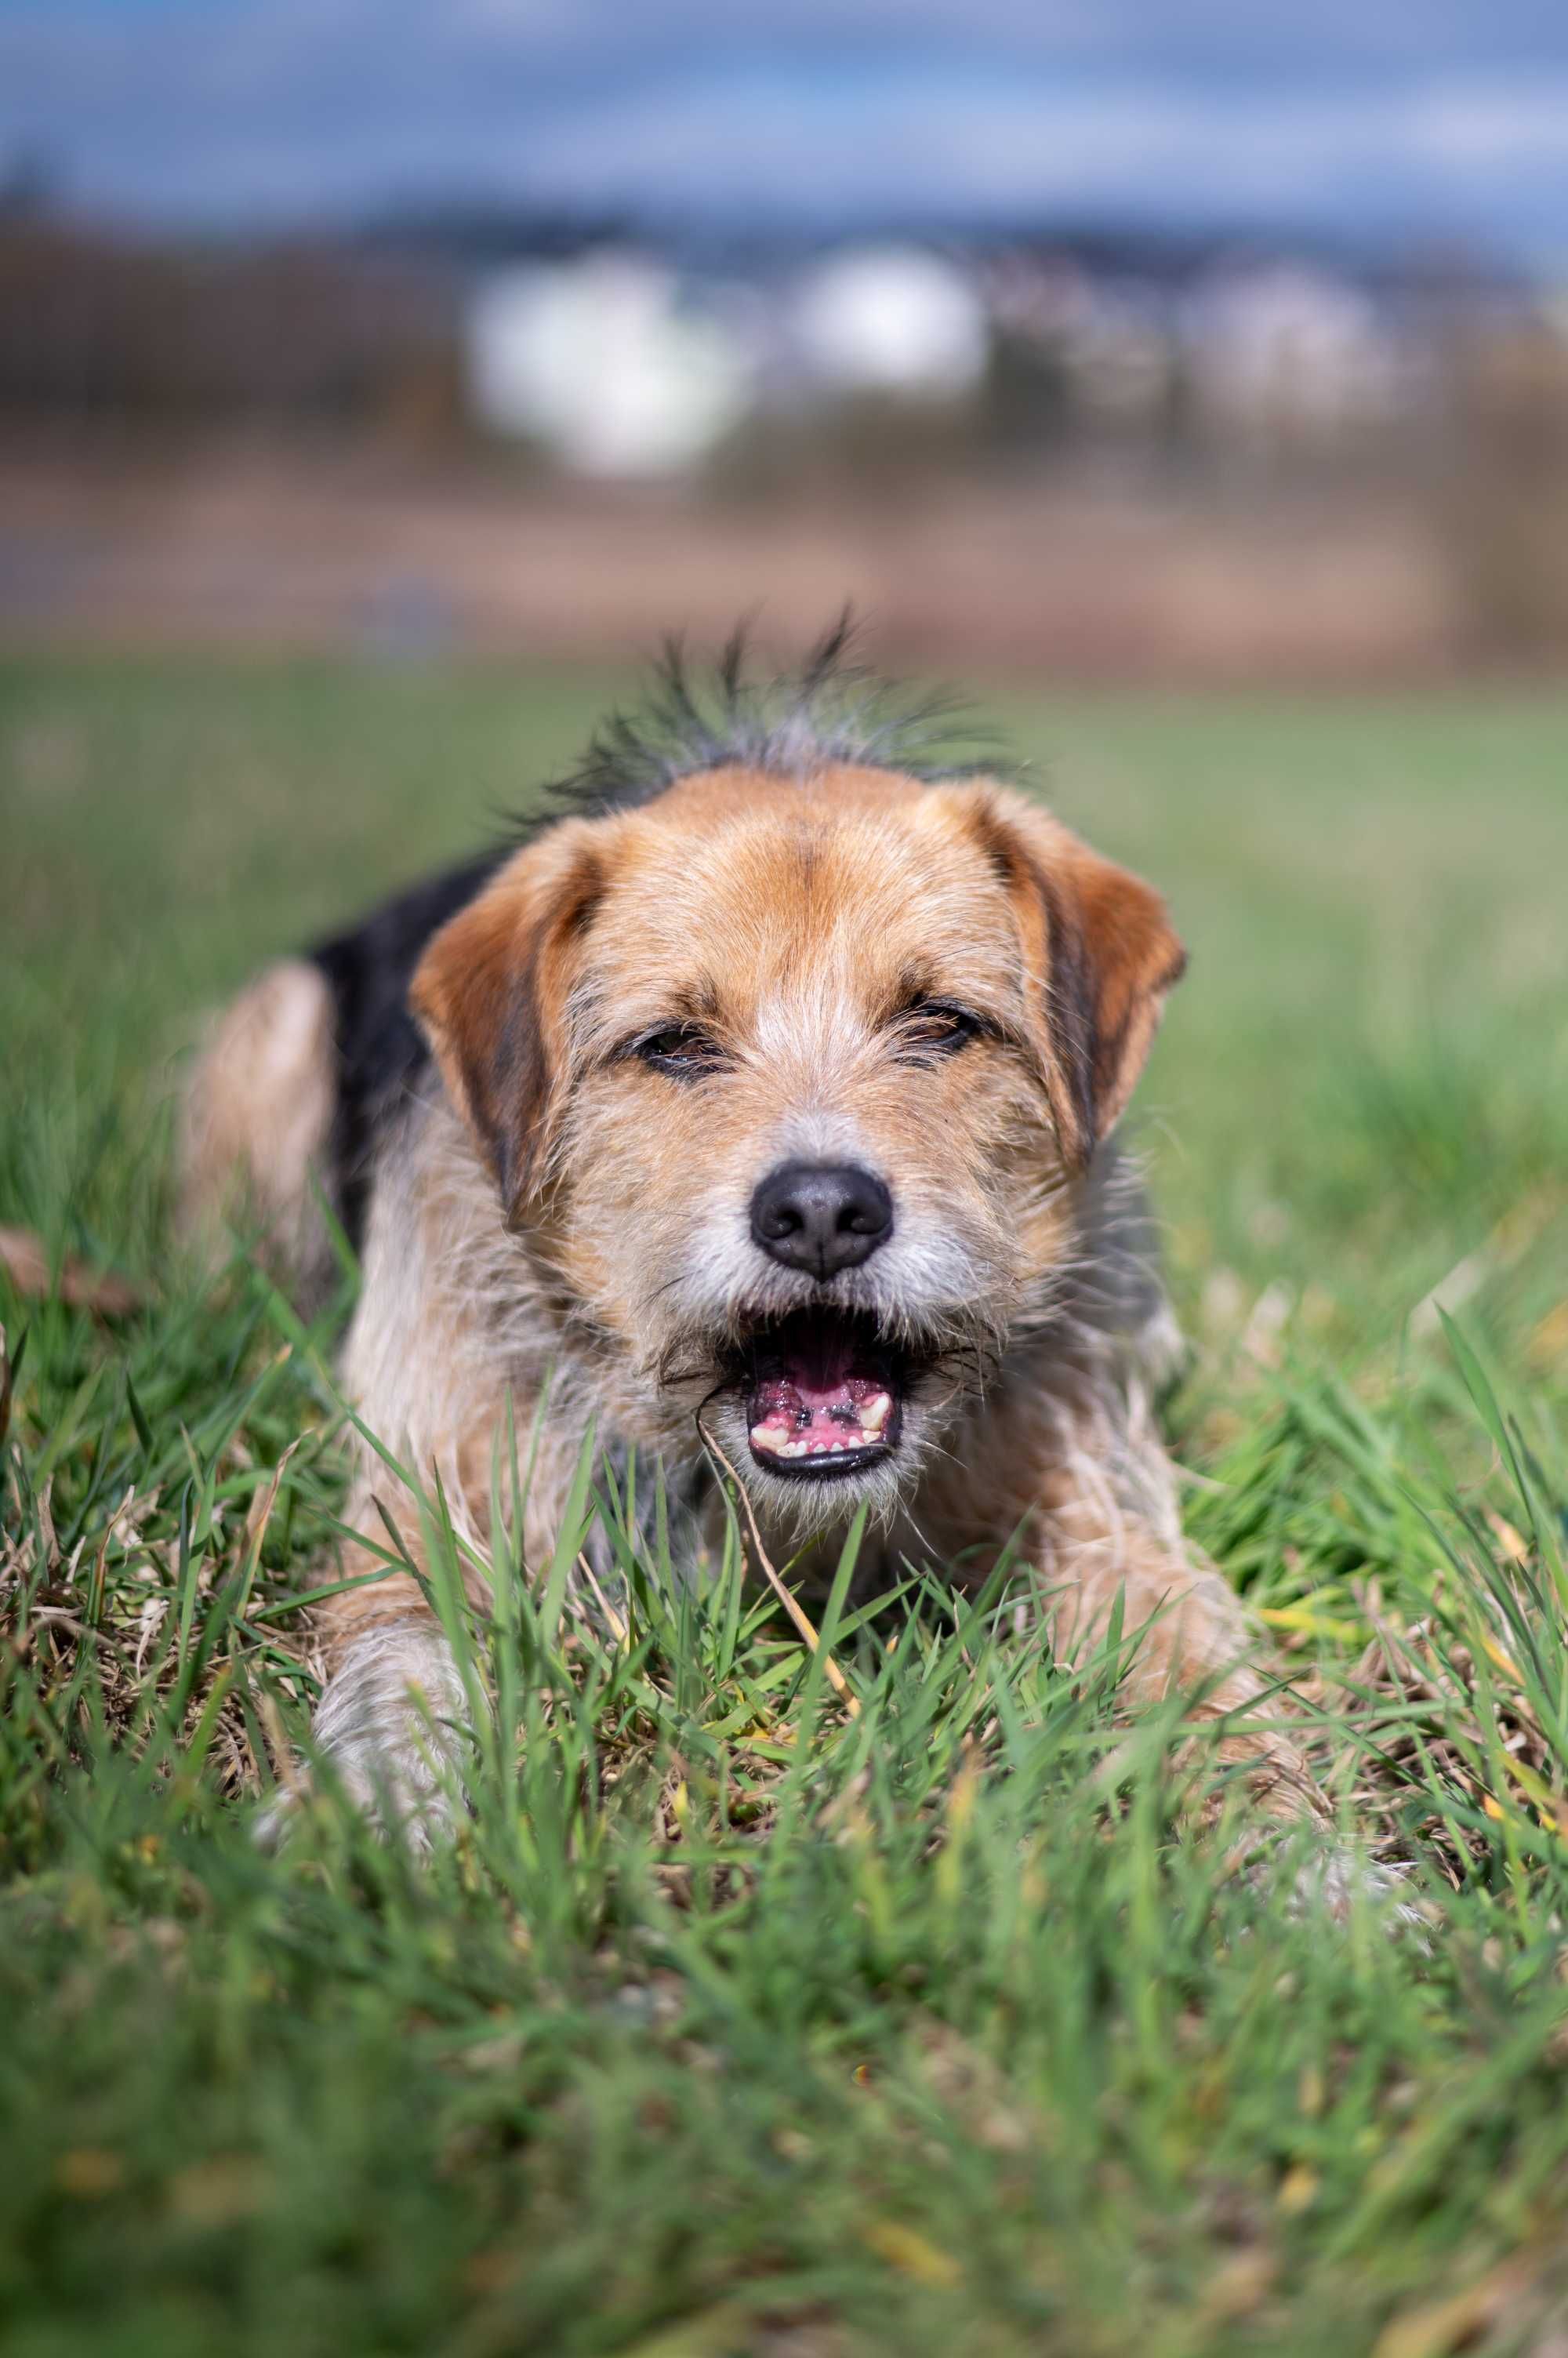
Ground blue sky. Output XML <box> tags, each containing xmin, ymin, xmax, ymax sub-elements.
<box><xmin>5</xmin><ymin>0</ymin><xmax>1568</xmax><ymax>261</ymax></box>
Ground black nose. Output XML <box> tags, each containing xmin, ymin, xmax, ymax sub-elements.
<box><xmin>750</xmin><ymin>1161</ymin><xmax>894</xmax><ymax>1280</ymax></box>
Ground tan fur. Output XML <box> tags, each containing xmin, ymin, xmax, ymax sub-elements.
<box><xmin>179</xmin><ymin>958</ymin><xmax>338</xmax><ymax>1303</ymax></box>
<box><xmin>223</xmin><ymin>765</ymin><xmax>1332</xmax><ymax>1852</ymax></box>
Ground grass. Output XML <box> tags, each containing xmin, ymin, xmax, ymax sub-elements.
<box><xmin>2</xmin><ymin>655</ymin><xmax>1568</xmax><ymax>2356</ymax></box>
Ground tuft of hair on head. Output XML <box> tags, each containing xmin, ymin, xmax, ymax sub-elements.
<box><xmin>538</xmin><ymin>613</ymin><xmax>1004</xmax><ymax>823</ymax></box>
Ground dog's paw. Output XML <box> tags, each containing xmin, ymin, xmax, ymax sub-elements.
<box><xmin>253</xmin><ymin>1783</ymin><xmax>302</xmax><ymax>1853</ymax></box>
<box><xmin>1242</xmin><ymin>1833</ymin><xmax>1431</xmax><ymax>1944</ymax></box>
<box><xmin>1290</xmin><ymin>1845</ymin><xmax>1426</xmax><ymax>1931</ymax></box>
<box><xmin>256</xmin><ymin>1621</ymin><xmax>473</xmax><ymax>1855</ymax></box>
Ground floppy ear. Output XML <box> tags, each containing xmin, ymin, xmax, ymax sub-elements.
<box><xmin>409</xmin><ymin>825</ymin><xmax>601</xmax><ymax>1219</ymax></box>
<box><xmin>975</xmin><ymin>789</ymin><xmax>1187</xmax><ymax>1165</ymax></box>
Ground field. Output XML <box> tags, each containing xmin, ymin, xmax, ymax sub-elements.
<box><xmin>2</xmin><ymin>657</ymin><xmax>1567</xmax><ymax>2357</ymax></box>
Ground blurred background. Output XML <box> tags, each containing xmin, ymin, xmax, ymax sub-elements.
<box><xmin>6</xmin><ymin>0</ymin><xmax>1568</xmax><ymax>677</ymax></box>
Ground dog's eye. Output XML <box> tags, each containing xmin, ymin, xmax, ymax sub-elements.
<box><xmin>895</xmin><ymin>1001</ymin><xmax>982</xmax><ymax>1059</ymax></box>
<box><xmin>632</xmin><ymin>1025</ymin><xmax>725</xmax><ymax>1078</ymax></box>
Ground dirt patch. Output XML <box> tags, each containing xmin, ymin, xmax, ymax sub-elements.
<box><xmin>0</xmin><ymin>434</ymin><xmax>1466</xmax><ymax>681</ymax></box>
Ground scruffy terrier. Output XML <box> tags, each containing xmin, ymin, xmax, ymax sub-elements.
<box><xmin>183</xmin><ymin>631</ymin><xmax>1333</xmax><ymax>1850</ymax></box>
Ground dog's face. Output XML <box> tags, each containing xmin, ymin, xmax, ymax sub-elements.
<box><xmin>412</xmin><ymin>766</ymin><xmax>1184</xmax><ymax>1526</ymax></box>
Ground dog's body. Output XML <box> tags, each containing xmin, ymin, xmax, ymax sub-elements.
<box><xmin>183</xmin><ymin>641</ymin><xmax>1326</xmax><ymax>1842</ymax></box>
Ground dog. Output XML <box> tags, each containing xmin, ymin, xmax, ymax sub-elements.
<box><xmin>181</xmin><ymin>630</ymin><xmax>1334</xmax><ymax>1854</ymax></box>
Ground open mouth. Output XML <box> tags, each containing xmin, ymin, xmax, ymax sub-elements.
<box><xmin>739</xmin><ymin>1308</ymin><xmax>908</xmax><ymax>1481</ymax></box>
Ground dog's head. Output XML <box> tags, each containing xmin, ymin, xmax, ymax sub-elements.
<box><xmin>411</xmin><ymin>765</ymin><xmax>1184</xmax><ymax>1525</ymax></box>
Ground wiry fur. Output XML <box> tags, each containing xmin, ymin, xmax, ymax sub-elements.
<box><xmin>258</xmin><ymin>1619</ymin><xmax>470</xmax><ymax>1855</ymax></box>
<box><xmin>544</xmin><ymin>616</ymin><xmax>998</xmax><ymax>820</ymax></box>
<box><xmin>187</xmin><ymin>637</ymin><xmax>1371</xmax><ymax>1887</ymax></box>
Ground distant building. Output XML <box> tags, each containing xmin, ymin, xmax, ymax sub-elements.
<box><xmin>466</xmin><ymin>249</ymin><xmax>755</xmax><ymax>475</ymax></box>
<box><xmin>1181</xmin><ymin>262</ymin><xmax>1406</xmax><ymax>439</ymax></box>
<box><xmin>786</xmin><ymin>245</ymin><xmax>987</xmax><ymax>401</ymax></box>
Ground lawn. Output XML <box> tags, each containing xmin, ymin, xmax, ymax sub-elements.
<box><xmin>2</xmin><ymin>656</ymin><xmax>1566</xmax><ymax>2357</ymax></box>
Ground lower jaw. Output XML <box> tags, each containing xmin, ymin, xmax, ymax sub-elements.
<box><xmin>746</xmin><ymin>1436</ymin><xmax>898</xmax><ymax>1483</ymax></box>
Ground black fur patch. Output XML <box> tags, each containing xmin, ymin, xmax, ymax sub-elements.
<box><xmin>310</xmin><ymin>851</ymin><xmax>506</xmax><ymax>1248</ymax></box>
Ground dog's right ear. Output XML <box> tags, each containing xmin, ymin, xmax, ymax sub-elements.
<box><xmin>409</xmin><ymin>825</ymin><xmax>602</xmax><ymax>1220</ymax></box>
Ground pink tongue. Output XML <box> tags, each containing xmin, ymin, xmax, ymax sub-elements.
<box><xmin>749</xmin><ymin>1366</ymin><xmax>894</xmax><ymax>1459</ymax></box>
<box><xmin>754</xmin><ymin>1372</ymin><xmax>878</xmax><ymax>1438</ymax></box>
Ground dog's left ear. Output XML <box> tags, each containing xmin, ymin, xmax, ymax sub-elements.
<box><xmin>969</xmin><ymin>789</ymin><xmax>1188</xmax><ymax>1165</ymax></box>
<box><xmin>409</xmin><ymin>825</ymin><xmax>601</xmax><ymax>1219</ymax></box>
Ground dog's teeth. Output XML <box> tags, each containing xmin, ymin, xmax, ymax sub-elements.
<box><xmin>753</xmin><ymin>1393</ymin><xmax>898</xmax><ymax>1468</ymax></box>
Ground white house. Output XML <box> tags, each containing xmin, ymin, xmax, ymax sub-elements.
<box><xmin>466</xmin><ymin>249</ymin><xmax>756</xmax><ymax>476</ymax></box>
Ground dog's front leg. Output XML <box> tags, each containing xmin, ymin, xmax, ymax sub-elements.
<box><xmin>260</xmin><ymin>1561</ymin><xmax>475</xmax><ymax>1851</ymax></box>
<box><xmin>1030</xmin><ymin>1472</ymin><xmax>1418</xmax><ymax>1920</ymax></box>
<box><xmin>935</xmin><ymin>1392</ymin><xmax>1328</xmax><ymax>1828</ymax></box>
<box><xmin>1042</xmin><ymin>1500</ymin><xmax>1327</xmax><ymax>1830</ymax></box>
